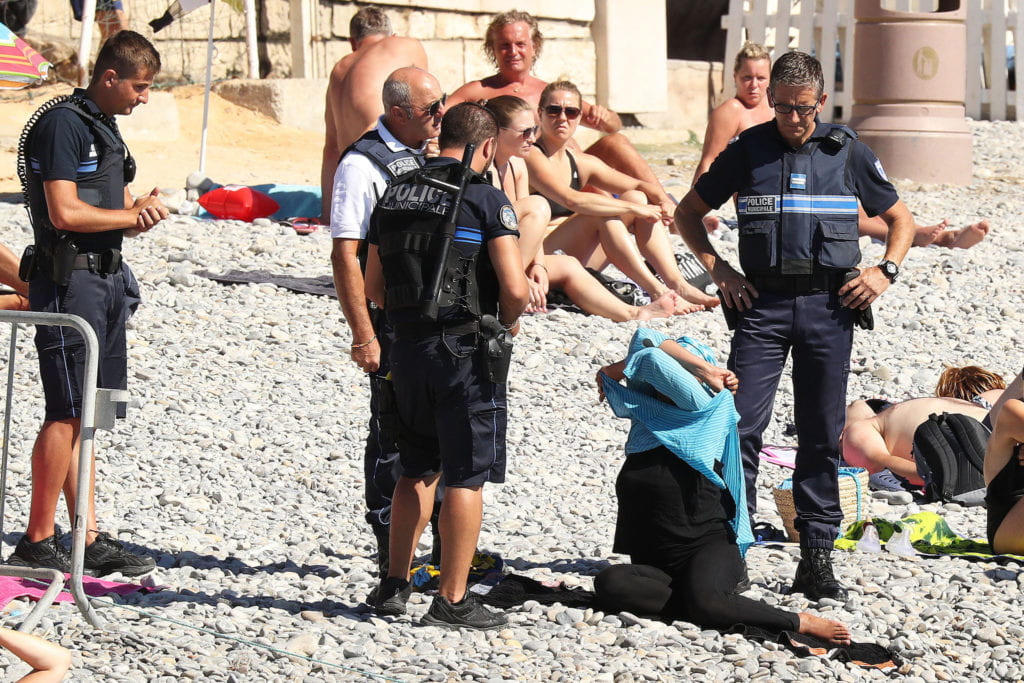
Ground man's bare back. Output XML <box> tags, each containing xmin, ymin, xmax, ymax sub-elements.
<box><xmin>319</xmin><ymin>36</ymin><xmax>427</xmax><ymax>219</ymax></box>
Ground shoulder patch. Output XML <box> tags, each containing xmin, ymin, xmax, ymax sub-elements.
<box><xmin>874</xmin><ymin>159</ymin><xmax>888</xmax><ymax>181</ymax></box>
<box><xmin>499</xmin><ymin>204</ymin><xmax>518</xmax><ymax>230</ymax></box>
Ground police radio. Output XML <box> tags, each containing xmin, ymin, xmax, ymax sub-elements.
<box><xmin>417</xmin><ymin>142</ymin><xmax>477</xmax><ymax>321</ymax></box>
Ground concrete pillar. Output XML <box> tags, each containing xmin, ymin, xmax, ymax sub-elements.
<box><xmin>592</xmin><ymin>0</ymin><xmax>667</xmax><ymax>113</ymax></box>
<box><xmin>847</xmin><ymin>0</ymin><xmax>972</xmax><ymax>185</ymax></box>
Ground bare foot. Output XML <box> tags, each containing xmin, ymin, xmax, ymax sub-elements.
<box><xmin>671</xmin><ymin>298</ymin><xmax>705</xmax><ymax>316</ymax></box>
<box><xmin>798</xmin><ymin>612</ymin><xmax>852</xmax><ymax>645</ymax></box>
<box><xmin>912</xmin><ymin>219</ymin><xmax>947</xmax><ymax>247</ymax></box>
<box><xmin>635</xmin><ymin>290</ymin><xmax>679</xmax><ymax>320</ymax></box>
<box><xmin>673</xmin><ymin>280</ymin><xmax>719</xmax><ymax>308</ymax></box>
<box><xmin>703</xmin><ymin>215</ymin><xmax>721</xmax><ymax>233</ymax></box>
<box><xmin>936</xmin><ymin>219</ymin><xmax>990</xmax><ymax>249</ymax></box>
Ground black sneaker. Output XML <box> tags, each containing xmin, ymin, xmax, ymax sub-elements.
<box><xmin>370</xmin><ymin>577</ymin><xmax>410</xmax><ymax>616</ymax></box>
<box><xmin>8</xmin><ymin>534</ymin><xmax>71</xmax><ymax>573</ymax></box>
<box><xmin>421</xmin><ymin>593</ymin><xmax>507</xmax><ymax>631</ymax></box>
<box><xmin>83</xmin><ymin>532</ymin><xmax>156</xmax><ymax>577</ymax></box>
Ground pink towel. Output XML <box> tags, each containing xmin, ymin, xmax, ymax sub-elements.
<box><xmin>759</xmin><ymin>445</ymin><xmax>797</xmax><ymax>469</ymax></box>
<box><xmin>0</xmin><ymin>574</ymin><xmax>158</xmax><ymax>608</ymax></box>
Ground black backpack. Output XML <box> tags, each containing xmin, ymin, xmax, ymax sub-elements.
<box><xmin>912</xmin><ymin>412</ymin><xmax>989</xmax><ymax>502</ymax></box>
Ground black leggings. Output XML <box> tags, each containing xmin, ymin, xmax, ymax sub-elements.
<box><xmin>595</xmin><ymin>536</ymin><xmax>800</xmax><ymax>632</ymax></box>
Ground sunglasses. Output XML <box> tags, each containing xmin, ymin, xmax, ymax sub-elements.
<box><xmin>771</xmin><ymin>102</ymin><xmax>818</xmax><ymax>116</ymax></box>
<box><xmin>543</xmin><ymin>105</ymin><xmax>581</xmax><ymax>119</ymax></box>
<box><xmin>502</xmin><ymin>125</ymin><xmax>538</xmax><ymax>140</ymax></box>
<box><xmin>411</xmin><ymin>93</ymin><xmax>447</xmax><ymax>117</ymax></box>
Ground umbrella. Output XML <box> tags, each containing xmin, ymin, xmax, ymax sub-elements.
<box><xmin>0</xmin><ymin>21</ymin><xmax>50</xmax><ymax>89</ymax></box>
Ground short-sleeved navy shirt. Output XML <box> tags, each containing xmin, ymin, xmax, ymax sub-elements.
<box><xmin>695</xmin><ymin>121</ymin><xmax>899</xmax><ymax>218</ymax></box>
<box><xmin>369</xmin><ymin>156</ymin><xmax>519</xmax><ymax>325</ymax></box>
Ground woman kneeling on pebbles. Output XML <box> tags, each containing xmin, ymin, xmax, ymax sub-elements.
<box><xmin>594</xmin><ymin>329</ymin><xmax>850</xmax><ymax>644</ymax></box>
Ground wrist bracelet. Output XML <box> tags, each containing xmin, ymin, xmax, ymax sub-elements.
<box><xmin>528</xmin><ymin>263</ymin><xmax>548</xmax><ymax>274</ymax></box>
<box><xmin>350</xmin><ymin>334</ymin><xmax>377</xmax><ymax>350</ymax></box>
<box><xmin>499</xmin><ymin>318</ymin><xmax>520</xmax><ymax>332</ymax></box>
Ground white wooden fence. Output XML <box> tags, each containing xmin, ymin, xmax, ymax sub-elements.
<box><xmin>722</xmin><ymin>0</ymin><xmax>1022</xmax><ymax>121</ymax></box>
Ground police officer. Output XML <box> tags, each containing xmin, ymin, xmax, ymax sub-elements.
<box><xmin>13</xmin><ymin>31</ymin><xmax>167</xmax><ymax>575</ymax></box>
<box><xmin>364</xmin><ymin>103</ymin><xmax>529</xmax><ymax>629</ymax></box>
<box><xmin>329</xmin><ymin>66</ymin><xmax>442</xmax><ymax>574</ymax></box>
<box><xmin>674</xmin><ymin>51</ymin><xmax>915</xmax><ymax>601</ymax></box>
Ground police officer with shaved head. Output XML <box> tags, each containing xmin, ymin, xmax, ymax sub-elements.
<box><xmin>674</xmin><ymin>51</ymin><xmax>916</xmax><ymax>601</ymax></box>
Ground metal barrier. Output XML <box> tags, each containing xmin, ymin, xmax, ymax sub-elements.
<box><xmin>0</xmin><ymin>311</ymin><xmax>127</xmax><ymax>631</ymax></box>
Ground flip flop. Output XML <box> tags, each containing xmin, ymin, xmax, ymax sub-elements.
<box><xmin>286</xmin><ymin>216</ymin><xmax>322</xmax><ymax>235</ymax></box>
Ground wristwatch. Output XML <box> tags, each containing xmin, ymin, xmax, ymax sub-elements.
<box><xmin>877</xmin><ymin>259</ymin><xmax>899</xmax><ymax>283</ymax></box>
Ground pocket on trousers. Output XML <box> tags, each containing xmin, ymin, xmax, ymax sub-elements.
<box><xmin>816</xmin><ymin>219</ymin><xmax>860</xmax><ymax>269</ymax></box>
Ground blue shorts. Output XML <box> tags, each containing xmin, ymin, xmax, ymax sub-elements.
<box><xmin>29</xmin><ymin>265</ymin><xmax>140</xmax><ymax>422</ymax></box>
<box><xmin>71</xmin><ymin>0</ymin><xmax>123</xmax><ymax>21</ymax></box>
<box><xmin>389</xmin><ymin>332</ymin><xmax>507</xmax><ymax>487</ymax></box>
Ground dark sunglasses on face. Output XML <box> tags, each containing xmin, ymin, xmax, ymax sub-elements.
<box><xmin>411</xmin><ymin>93</ymin><xmax>447</xmax><ymax>117</ymax></box>
<box><xmin>544</xmin><ymin>105</ymin><xmax>581</xmax><ymax>119</ymax></box>
<box><xmin>771</xmin><ymin>101</ymin><xmax>818</xmax><ymax>116</ymax></box>
<box><xmin>502</xmin><ymin>125</ymin><xmax>538</xmax><ymax>139</ymax></box>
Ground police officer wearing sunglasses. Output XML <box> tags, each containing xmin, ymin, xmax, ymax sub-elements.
<box><xmin>674</xmin><ymin>51</ymin><xmax>915</xmax><ymax>601</ymax></box>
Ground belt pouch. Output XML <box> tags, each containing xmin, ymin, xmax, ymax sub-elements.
<box><xmin>18</xmin><ymin>245</ymin><xmax>37</xmax><ymax>282</ymax></box>
<box><xmin>50</xmin><ymin>238</ymin><xmax>79</xmax><ymax>286</ymax></box>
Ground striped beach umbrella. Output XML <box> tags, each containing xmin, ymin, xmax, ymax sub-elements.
<box><xmin>0</xmin><ymin>21</ymin><xmax>50</xmax><ymax>89</ymax></box>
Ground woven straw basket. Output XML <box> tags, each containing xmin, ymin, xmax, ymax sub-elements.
<box><xmin>772</xmin><ymin>467</ymin><xmax>871</xmax><ymax>543</ymax></box>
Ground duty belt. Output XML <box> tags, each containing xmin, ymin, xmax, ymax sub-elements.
<box><xmin>71</xmin><ymin>249</ymin><xmax>122</xmax><ymax>274</ymax></box>
<box><xmin>747</xmin><ymin>271</ymin><xmax>845</xmax><ymax>295</ymax></box>
<box><xmin>392</xmin><ymin>318</ymin><xmax>479</xmax><ymax>340</ymax></box>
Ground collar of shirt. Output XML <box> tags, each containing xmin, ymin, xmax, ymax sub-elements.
<box><xmin>375</xmin><ymin>116</ymin><xmax>429</xmax><ymax>155</ymax></box>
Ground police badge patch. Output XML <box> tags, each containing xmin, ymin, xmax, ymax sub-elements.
<box><xmin>499</xmin><ymin>204</ymin><xmax>518</xmax><ymax>229</ymax></box>
<box><xmin>874</xmin><ymin>159</ymin><xmax>889</xmax><ymax>181</ymax></box>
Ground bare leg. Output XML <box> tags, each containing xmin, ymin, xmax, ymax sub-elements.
<box><xmin>28</xmin><ymin>418</ymin><xmax>98</xmax><ymax>544</ymax></box>
<box><xmin>387</xmin><ymin>474</ymin><xmax>440</xmax><ymax>580</ymax></box>
<box><xmin>798</xmin><ymin>612</ymin><xmax>852</xmax><ymax>644</ymax></box>
<box><xmin>858</xmin><ymin>209</ymin><xmax>945</xmax><ymax>247</ymax></box>
<box><xmin>546</xmin><ymin>254</ymin><xmax>682</xmax><ymax>321</ymax></box>
<box><xmin>0</xmin><ymin>627</ymin><xmax>72</xmax><ymax>682</ymax></box>
<box><xmin>513</xmin><ymin>196</ymin><xmax>551</xmax><ymax>267</ymax></box>
<box><xmin>619</xmin><ymin>190</ymin><xmax>718</xmax><ymax>309</ymax></box>
<box><xmin>585</xmin><ymin>133</ymin><xmax>665</xmax><ymax>189</ymax></box>
<box><xmin>987</xmin><ymin>399</ymin><xmax>1024</xmax><ymax>554</ymax></box>
<box><xmin>437</xmin><ymin>485</ymin><xmax>483</xmax><ymax>604</ymax></box>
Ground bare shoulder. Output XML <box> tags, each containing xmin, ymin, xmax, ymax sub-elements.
<box><xmin>708</xmin><ymin>98</ymin><xmax>747</xmax><ymax>131</ymax></box>
<box><xmin>379</xmin><ymin>35</ymin><xmax>428</xmax><ymax>64</ymax></box>
<box><xmin>450</xmin><ymin>79</ymin><xmax>490</xmax><ymax>105</ymax></box>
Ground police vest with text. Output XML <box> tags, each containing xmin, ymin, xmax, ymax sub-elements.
<box><xmin>735</xmin><ymin>122</ymin><xmax>860</xmax><ymax>276</ymax></box>
<box><xmin>342</xmin><ymin>129</ymin><xmax>424</xmax><ymax>184</ymax></box>
<box><xmin>375</xmin><ymin>164</ymin><xmax>491</xmax><ymax>324</ymax></box>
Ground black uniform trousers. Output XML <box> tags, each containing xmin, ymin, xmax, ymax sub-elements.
<box><xmin>729</xmin><ymin>289</ymin><xmax>855</xmax><ymax>548</ymax></box>
<box><xmin>364</xmin><ymin>306</ymin><xmax>402</xmax><ymax>539</ymax></box>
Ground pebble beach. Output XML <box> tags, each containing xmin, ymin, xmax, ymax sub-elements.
<box><xmin>0</xmin><ymin>120</ymin><xmax>1020</xmax><ymax>681</ymax></box>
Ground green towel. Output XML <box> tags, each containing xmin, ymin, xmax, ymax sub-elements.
<box><xmin>836</xmin><ymin>511</ymin><xmax>1024</xmax><ymax>561</ymax></box>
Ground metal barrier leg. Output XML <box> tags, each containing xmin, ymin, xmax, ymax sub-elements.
<box><xmin>0</xmin><ymin>311</ymin><xmax>114</xmax><ymax>630</ymax></box>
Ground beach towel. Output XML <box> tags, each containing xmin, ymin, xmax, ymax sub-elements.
<box><xmin>0</xmin><ymin>574</ymin><xmax>158</xmax><ymax>609</ymax></box>
<box><xmin>601</xmin><ymin>328</ymin><xmax>752</xmax><ymax>555</ymax></box>
<box><xmin>196</xmin><ymin>183</ymin><xmax>321</xmax><ymax>222</ymax></box>
<box><xmin>835</xmin><ymin>511</ymin><xmax>1024</xmax><ymax>562</ymax></box>
<box><xmin>196</xmin><ymin>269</ymin><xmax>337</xmax><ymax>297</ymax></box>
<box><xmin>759</xmin><ymin>445</ymin><xmax>797</xmax><ymax>469</ymax></box>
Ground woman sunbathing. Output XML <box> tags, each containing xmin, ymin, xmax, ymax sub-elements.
<box><xmin>594</xmin><ymin>329</ymin><xmax>850</xmax><ymax>644</ymax></box>
<box><xmin>524</xmin><ymin>81</ymin><xmax>718</xmax><ymax>312</ymax></box>
<box><xmin>484</xmin><ymin>95</ymin><xmax>681</xmax><ymax>321</ymax></box>
<box><xmin>985</xmin><ymin>367</ymin><xmax>1024</xmax><ymax>554</ymax></box>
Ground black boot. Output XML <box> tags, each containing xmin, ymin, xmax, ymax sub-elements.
<box><xmin>373</xmin><ymin>528</ymin><xmax>390</xmax><ymax>578</ymax></box>
<box><xmin>791</xmin><ymin>547</ymin><xmax>848</xmax><ymax>601</ymax></box>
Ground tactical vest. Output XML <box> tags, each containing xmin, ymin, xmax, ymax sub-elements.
<box><xmin>734</xmin><ymin>122</ymin><xmax>861</xmax><ymax>276</ymax></box>
<box><xmin>375</xmin><ymin>165</ymin><xmax>485</xmax><ymax>323</ymax></box>
<box><xmin>341</xmin><ymin>128</ymin><xmax>424</xmax><ymax>184</ymax></box>
<box><xmin>19</xmin><ymin>94</ymin><xmax>126</xmax><ymax>254</ymax></box>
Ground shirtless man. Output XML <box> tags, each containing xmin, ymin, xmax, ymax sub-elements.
<box><xmin>842</xmin><ymin>397</ymin><xmax>992</xmax><ymax>485</ymax></box>
<box><xmin>319</xmin><ymin>6</ymin><xmax>427</xmax><ymax>220</ymax></box>
<box><xmin>695</xmin><ymin>43</ymin><xmax>989</xmax><ymax>249</ymax></box>
<box><xmin>447</xmin><ymin>10</ymin><xmax>675</xmax><ymax>217</ymax></box>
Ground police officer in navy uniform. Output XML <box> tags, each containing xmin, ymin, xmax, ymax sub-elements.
<box><xmin>674</xmin><ymin>51</ymin><xmax>915</xmax><ymax>600</ymax></box>
<box><xmin>364</xmin><ymin>103</ymin><xmax>529</xmax><ymax>629</ymax></box>
<box><xmin>12</xmin><ymin>31</ymin><xmax>167</xmax><ymax>576</ymax></box>
<box><xmin>328</xmin><ymin>66</ymin><xmax>442</xmax><ymax>575</ymax></box>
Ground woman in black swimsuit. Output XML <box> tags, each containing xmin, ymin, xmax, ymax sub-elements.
<box><xmin>985</xmin><ymin>368</ymin><xmax>1024</xmax><ymax>554</ymax></box>
<box><xmin>524</xmin><ymin>80</ymin><xmax>718</xmax><ymax>313</ymax></box>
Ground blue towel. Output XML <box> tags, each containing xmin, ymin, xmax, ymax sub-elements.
<box><xmin>197</xmin><ymin>183</ymin><xmax>321</xmax><ymax>221</ymax></box>
<box><xmin>602</xmin><ymin>328</ymin><xmax>753</xmax><ymax>555</ymax></box>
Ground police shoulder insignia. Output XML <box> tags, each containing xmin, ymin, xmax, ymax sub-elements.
<box><xmin>874</xmin><ymin>159</ymin><xmax>889</xmax><ymax>182</ymax></box>
<box><xmin>499</xmin><ymin>204</ymin><xmax>518</xmax><ymax>229</ymax></box>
